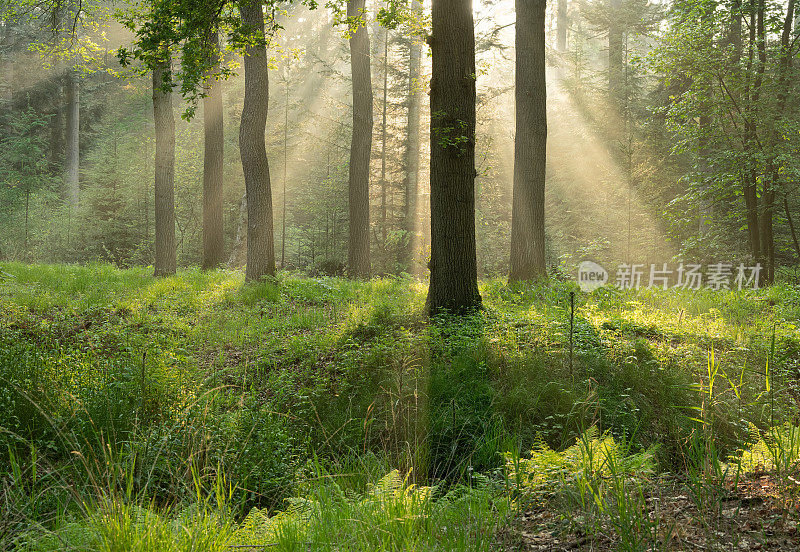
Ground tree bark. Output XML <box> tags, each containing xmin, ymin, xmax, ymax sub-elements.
<box><xmin>202</xmin><ymin>30</ymin><xmax>225</xmax><ymax>270</ymax></box>
<box><xmin>510</xmin><ymin>0</ymin><xmax>548</xmax><ymax>282</ymax></box>
<box><xmin>347</xmin><ymin>0</ymin><xmax>373</xmax><ymax>279</ymax></box>
<box><xmin>401</xmin><ymin>1</ymin><xmax>423</xmax><ymax>272</ymax></box>
<box><xmin>153</xmin><ymin>55</ymin><xmax>177</xmax><ymax>277</ymax></box>
<box><xmin>426</xmin><ymin>0</ymin><xmax>482</xmax><ymax>315</ymax></box>
<box><xmin>240</xmin><ymin>2</ymin><xmax>276</xmax><ymax>281</ymax></box>
<box><xmin>557</xmin><ymin>0</ymin><xmax>567</xmax><ymax>52</ymax></box>
<box><xmin>64</xmin><ymin>68</ymin><xmax>79</xmax><ymax>209</ymax></box>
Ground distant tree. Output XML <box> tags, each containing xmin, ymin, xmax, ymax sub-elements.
<box><xmin>202</xmin><ymin>29</ymin><xmax>225</xmax><ymax>269</ymax></box>
<box><xmin>557</xmin><ymin>0</ymin><xmax>568</xmax><ymax>52</ymax></box>
<box><xmin>652</xmin><ymin>0</ymin><xmax>800</xmax><ymax>282</ymax></box>
<box><xmin>153</xmin><ymin>49</ymin><xmax>176</xmax><ymax>277</ymax></box>
<box><xmin>426</xmin><ymin>0</ymin><xmax>481</xmax><ymax>314</ymax></box>
<box><xmin>346</xmin><ymin>0</ymin><xmax>373</xmax><ymax>279</ymax></box>
<box><xmin>64</xmin><ymin>68</ymin><xmax>80</xmax><ymax>209</ymax></box>
<box><xmin>509</xmin><ymin>0</ymin><xmax>547</xmax><ymax>282</ymax></box>
<box><xmin>400</xmin><ymin>0</ymin><xmax>423</xmax><ymax>272</ymax></box>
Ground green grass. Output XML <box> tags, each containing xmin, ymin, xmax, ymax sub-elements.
<box><xmin>1</xmin><ymin>262</ymin><xmax>798</xmax><ymax>550</ymax></box>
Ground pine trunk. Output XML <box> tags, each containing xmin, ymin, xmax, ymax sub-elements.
<box><xmin>202</xmin><ymin>30</ymin><xmax>225</xmax><ymax>270</ymax></box>
<box><xmin>347</xmin><ymin>0</ymin><xmax>373</xmax><ymax>279</ymax></box>
<box><xmin>426</xmin><ymin>0</ymin><xmax>481</xmax><ymax>315</ymax></box>
<box><xmin>240</xmin><ymin>2</ymin><xmax>276</xmax><ymax>281</ymax></box>
<box><xmin>509</xmin><ymin>0</ymin><xmax>547</xmax><ymax>282</ymax></box>
<box><xmin>402</xmin><ymin>4</ymin><xmax>423</xmax><ymax>272</ymax></box>
<box><xmin>380</xmin><ymin>28</ymin><xmax>389</xmax><ymax>266</ymax></box>
<box><xmin>153</xmin><ymin>56</ymin><xmax>177</xmax><ymax>277</ymax></box>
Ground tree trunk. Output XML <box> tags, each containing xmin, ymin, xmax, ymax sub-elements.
<box><xmin>153</xmin><ymin>56</ymin><xmax>176</xmax><ymax>277</ymax></box>
<box><xmin>281</xmin><ymin>69</ymin><xmax>289</xmax><ymax>270</ymax></box>
<box><xmin>760</xmin><ymin>0</ymin><xmax>795</xmax><ymax>285</ymax></box>
<box><xmin>402</xmin><ymin>3</ymin><xmax>423</xmax><ymax>273</ymax></box>
<box><xmin>731</xmin><ymin>0</ymin><xmax>742</xmax><ymax>64</ymax></box>
<box><xmin>607</xmin><ymin>0</ymin><xmax>624</xmax><ymax>104</ymax></box>
<box><xmin>202</xmin><ymin>30</ymin><xmax>225</xmax><ymax>270</ymax></box>
<box><xmin>240</xmin><ymin>2</ymin><xmax>276</xmax><ymax>281</ymax></box>
<box><xmin>557</xmin><ymin>0</ymin><xmax>567</xmax><ymax>52</ymax></box>
<box><xmin>50</xmin><ymin>80</ymin><xmax>63</xmax><ymax>168</ymax></box>
<box><xmin>64</xmin><ymin>69</ymin><xmax>79</xmax><ymax>209</ymax></box>
<box><xmin>510</xmin><ymin>0</ymin><xmax>547</xmax><ymax>282</ymax></box>
<box><xmin>426</xmin><ymin>0</ymin><xmax>481</xmax><ymax>315</ymax></box>
<box><xmin>785</xmin><ymin>194</ymin><xmax>800</xmax><ymax>262</ymax></box>
<box><xmin>347</xmin><ymin>0</ymin><xmax>373</xmax><ymax>279</ymax></box>
<box><xmin>742</xmin><ymin>1</ymin><xmax>762</xmax><ymax>266</ymax></box>
<box><xmin>380</xmin><ymin>26</ymin><xmax>389</xmax><ymax>267</ymax></box>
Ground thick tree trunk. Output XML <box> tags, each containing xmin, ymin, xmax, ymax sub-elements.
<box><xmin>426</xmin><ymin>0</ymin><xmax>481</xmax><ymax>315</ymax></box>
<box><xmin>64</xmin><ymin>69</ymin><xmax>79</xmax><ymax>209</ymax></box>
<box><xmin>557</xmin><ymin>0</ymin><xmax>567</xmax><ymax>52</ymax></box>
<box><xmin>240</xmin><ymin>2</ymin><xmax>276</xmax><ymax>281</ymax></box>
<box><xmin>510</xmin><ymin>0</ymin><xmax>547</xmax><ymax>282</ymax></box>
<box><xmin>347</xmin><ymin>0</ymin><xmax>373</xmax><ymax>279</ymax></box>
<box><xmin>402</xmin><ymin>2</ymin><xmax>423</xmax><ymax>272</ymax></box>
<box><xmin>202</xmin><ymin>30</ymin><xmax>225</xmax><ymax>270</ymax></box>
<box><xmin>153</xmin><ymin>56</ymin><xmax>176</xmax><ymax>277</ymax></box>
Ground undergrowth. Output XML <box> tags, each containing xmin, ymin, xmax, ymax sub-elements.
<box><xmin>0</xmin><ymin>262</ymin><xmax>798</xmax><ymax>550</ymax></box>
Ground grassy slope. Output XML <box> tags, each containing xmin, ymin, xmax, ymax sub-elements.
<box><xmin>1</xmin><ymin>262</ymin><xmax>799</xmax><ymax>550</ymax></box>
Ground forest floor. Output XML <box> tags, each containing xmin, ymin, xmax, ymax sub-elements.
<box><xmin>504</xmin><ymin>471</ymin><xmax>800</xmax><ymax>551</ymax></box>
<box><xmin>1</xmin><ymin>263</ymin><xmax>800</xmax><ymax>551</ymax></box>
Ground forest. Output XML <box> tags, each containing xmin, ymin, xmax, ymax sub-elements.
<box><xmin>1</xmin><ymin>0</ymin><xmax>800</xmax><ymax>549</ymax></box>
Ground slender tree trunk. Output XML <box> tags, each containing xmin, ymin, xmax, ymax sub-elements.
<box><xmin>426</xmin><ymin>0</ymin><xmax>481</xmax><ymax>315</ymax></box>
<box><xmin>607</xmin><ymin>0</ymin><xmax>624</xmax><ymax>104</ymax></box>
<box><xmin>153</xmin><ymin>56</ymin><xmax>176</xmax><ymax>277</ymax></box>
<box><xmin>401</xmin><ymin>0</ymin><xmax>423</xmax><ymax>272</ymax></box>
<box><xmin>347</xmin><ymin>0</ymin><xmax>373</xmax><ymax>279</ymax></box>
<box><xmin>380</xmin><ymin>26</ymin><xmax>389</xmax><ymax>267</ymax></box>
<box><xmin>510</xmin><ymin>0</ymin><xmax>547</xmax><ymax>282</ymax></box>
<box><xmin>754</xmin><ymin>0</ymin><xmax>772</xmax><ymax>282</ymax></box>
<box><xmin>281</xmin><ymin>69</ymin><xmax>288</xmax><ymax>270</ymax></box>
<box><xmin>731</xmin><ymin>0</ymin><xmax>742</xmax><ymax>64</ymax></box>
<box><xmin>229</xmin><ymin>193</ymin><xmax>247</xmax><ymax>267</ymax></box>
<box><xmin>64</xmin><ymin>69</ymin><xmax>79</xmax><ymax>209</ymax></box>
<box><xmin>795</xmin><ymin>4</ymin><xmax>800</xmax><ymax>40</ymax></box>
<box><xmin>557</xmin><ymin>0</ymin><xmax>567</xmax><ymax>52</ymax></box>
<box><xmin>50</xmin><ymin>80</ymin><xmax>63</xmax><ymax>168</ymax></box>
<box><xmin>202</xmin><ymin>30</ymin><xmax>225</xmax><ymax>270</ymax></box>
<box><xmin>742</xmin><ymin>1</ymin><xmax>762</xmax><ymax>264</ymax></box>
<box><xmin>761</xmin><ymin>0</ymin><xmax>795</xmax><ymax>284</ymax></box>
<box><xmin>1</xmin><ymin>19</ymin><xmax>12</xmax><ymax>103</ymax></box>
<box><xmin>785</xmin><ymin>194</ymin><xmax>800</xmax><ymax>261</ymax></box>
<box><xmin>240</xmin><ymin>2</ymin><xmax>276</xmax><ymax>281</ymax></box>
